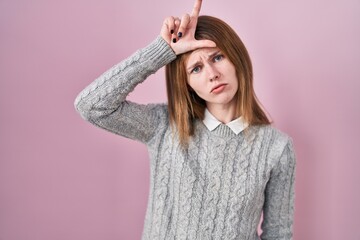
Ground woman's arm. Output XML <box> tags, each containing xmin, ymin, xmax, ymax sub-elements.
<box><xmin>260</xmin><ymin>138</ymin><xmax>297</xmax><ymax>240</ymax></box>
<box><xmin>74</xmin><ymin>0</ymin><xmax>215</xmax><ymax>143</ymax></box>
<box><xmin>74</xmin><ymin>36</ymin><xmax>176</xmax><ymax>143</ymax></box>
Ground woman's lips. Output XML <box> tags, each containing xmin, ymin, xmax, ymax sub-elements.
<box><xmin>211</xmin><ymin>84</ymin><xmax>227</xmax><ymax>93</ymax></box>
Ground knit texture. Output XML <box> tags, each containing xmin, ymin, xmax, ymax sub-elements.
<box><xmin>74</xmin><ymin>36</ymin><xmax>296</xmax><ymax>240</ymax></box>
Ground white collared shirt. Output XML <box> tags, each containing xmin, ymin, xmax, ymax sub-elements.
<box><xmin>202</xmin><ymin>108</ymin><xmax>249</xmax><ymax>135</ymax></box>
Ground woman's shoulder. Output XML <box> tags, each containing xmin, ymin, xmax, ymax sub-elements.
<box><xmin>250</xmin><ymin>124</ymin><xmax>294</xmax><ymax>153</ymax></box>
<box><xmin>244</xmin><ymin>124</ymin><xmax>296</xmax><ymax>170</ymax></box>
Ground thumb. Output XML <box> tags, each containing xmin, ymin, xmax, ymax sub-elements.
<box><xmin>191</xmin><ymin>39</ymin><xmax>217</xmax><ymax>50</ymax></box>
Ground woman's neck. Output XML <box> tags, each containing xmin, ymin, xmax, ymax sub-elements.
<box><xmin>206</xmin><ymin>100</ymin><xmax>238</xmax><ymax>124</ymax></box>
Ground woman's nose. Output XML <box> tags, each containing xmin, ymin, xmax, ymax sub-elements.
<box><xmin>206</xmin><ymin>65</ymin><xmax>220</xmax><ymax>82</ymax></box>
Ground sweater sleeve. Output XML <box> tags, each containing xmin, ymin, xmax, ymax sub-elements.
<box><xmin>74</xmin><ymin>36</ymin><xmax>177</xmax><ymax>143</ymax></box>
<box><xmin>260</xmin><ymin>138</ymin><xmax>296</xmax><ymax>240</ymax></box>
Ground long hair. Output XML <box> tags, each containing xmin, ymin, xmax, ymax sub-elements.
<box><xmin>166</xmin><ymin>15</ymin><xmax>271</xmax><ymax>146</ymax></box>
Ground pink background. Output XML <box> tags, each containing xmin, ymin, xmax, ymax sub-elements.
<box><xmin>1</xmin><ymin>0</ymin><xmax>359</xmax><ymax>239</ymax></box>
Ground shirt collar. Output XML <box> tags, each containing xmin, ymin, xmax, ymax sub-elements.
<box><xmin>202</xmin><ymin>108</ymin><xmax>249</xmax><ymax>135</ymax></box>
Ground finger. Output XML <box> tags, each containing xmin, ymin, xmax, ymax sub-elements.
<box><xmin>191</xmin><ymin>39</ymin><xmax>217</xmax><ymax>50</ymax></box>
<box><xmin>177</xmin><ymin>14</ymin><xmax>190</xmax><ymax>38</ymax></box>
<box><xmin>160</xmin><ymin>16</ymin><xmax>176</xmax><ymax>43</ymax></box>
<box><xmin>172</xmin><ymin>18</ymin><xmax>181</xmax><ymax>43</ymax></box>
<box><xmin>191</xmin><ymin>0</ymin><xmax>202</xmax><ymax>17</ymax></box>
<box><xmin>174</xmin><ymin>17</ymin><xmax>181</xmax><ymax>30</ymax></box>
<box><xmin>166</xmin><ymin>16</ymin><xmax>176</xmax><ymax>34</ymax></box>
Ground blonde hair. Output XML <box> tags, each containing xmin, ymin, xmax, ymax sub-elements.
<box><xmin>166</xmin><ymin>15</ymin><xmax>271</xmax><ymax>146</ymax></box>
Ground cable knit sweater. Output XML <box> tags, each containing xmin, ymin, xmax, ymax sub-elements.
<box><xmin>74</xmin><ymin>36</ymin><xmax>296</xmax><ymax>240</ymax></box>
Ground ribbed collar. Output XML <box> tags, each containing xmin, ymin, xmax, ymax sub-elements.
<box><xmin>202</xmin><ymin>108</ymin><xmax>249</xmax><ymax>135</ymax></box>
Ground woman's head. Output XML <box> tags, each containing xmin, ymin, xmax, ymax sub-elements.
<box><xmin>185</xmin><ymin>46</ymin><xmax>239</xmax><ymax>113</ymax></box>
<box><xmin>166</xmin><ymin>15</ymin><xmax>271</xmax><ymax>146</ymax></box>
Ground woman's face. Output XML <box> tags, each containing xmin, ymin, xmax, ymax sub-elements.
<box><xmin>186</xmin><ymin>47</ymin><xmax>238</xmax><ymax>110</ymax></box>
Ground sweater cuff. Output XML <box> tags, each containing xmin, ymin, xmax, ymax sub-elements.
<box><xmin>140</xmin><ymin>36</ymin><xmax>177</xmax><ymax>69</ymax></box>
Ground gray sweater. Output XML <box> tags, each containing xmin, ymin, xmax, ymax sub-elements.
<box><xmin>74</xmin><ymin>36</ymin><xmax>296</xmax><ymax>240</ymax></box>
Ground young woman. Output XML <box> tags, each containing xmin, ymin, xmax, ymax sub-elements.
<box><xmin>74</xmin><ymin>0</ymin><xmax>296</xmax><ymax>239</ymax></box>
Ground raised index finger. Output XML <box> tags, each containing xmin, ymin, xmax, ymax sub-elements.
<box><xmin>191</xmin><ymin>0</ymin><xmax>202</xmax><ymax>17</ymax></box>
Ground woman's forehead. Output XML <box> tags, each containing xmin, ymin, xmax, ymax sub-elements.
<box><xmin>186</xmin><ymin>47</ymin><xmax>221</xmax><ymax>64</ymax></box>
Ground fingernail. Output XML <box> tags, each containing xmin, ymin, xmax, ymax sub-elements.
<box><xmin>172</xmin><ymin>38</ymin><xmax>177</xmax><ymax>43</ymax></box>
<box><xmin>178</xmin><ymin>32</ymin><xmax>183</xmax><ymax>38</ymax></box>
<box><xmin>170</xmin><ymin>29</ymin><xmax>174</xmax><ymax>34</ymax></box>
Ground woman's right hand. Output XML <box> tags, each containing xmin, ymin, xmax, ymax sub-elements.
<box><xmin>160</xmin><ymin>0</ymin><xmax>216</xmax><ymax>55</ymax></box>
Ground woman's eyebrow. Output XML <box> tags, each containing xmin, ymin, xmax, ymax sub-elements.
<box><xmin>187</xmin><ymin>60</ymin><xmax>202</xmax><ymax>72</ymax></box>
<box><xmin>186</xmin><ymin>50</ymin><xmax>221</xmax><ymax>72</ymax></box>
<box><xmin>208</xmin><ymin>50</ymin><xmax>221</xmax><ymax>59</ymax></box>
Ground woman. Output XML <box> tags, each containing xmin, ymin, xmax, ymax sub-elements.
<box><xmin>74</xmin><ymin>0</ymin><xmax>296</xmax><ymax>239</ymax></box>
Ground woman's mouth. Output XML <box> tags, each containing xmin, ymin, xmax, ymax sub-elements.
<box><xmin>211</xmin><ymin>84</ymin><xmax>227</xmax><ymax>93</ymax></box>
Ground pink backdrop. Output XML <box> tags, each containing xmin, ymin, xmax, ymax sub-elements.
<box><xmin>1</xmin><ymin>0</ymin><xmax>359</xmax><ymax>239</ymax></box>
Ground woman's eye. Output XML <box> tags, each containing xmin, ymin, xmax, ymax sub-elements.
<box><xmin>214</xmin><ymin>54</ymin><xmax>224</xmax><ymax>62</ymax></box>
<box><xmin>191</xmin><ymin>66</ymin><xmax>201</xmax><ymax>74</ymax></box>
